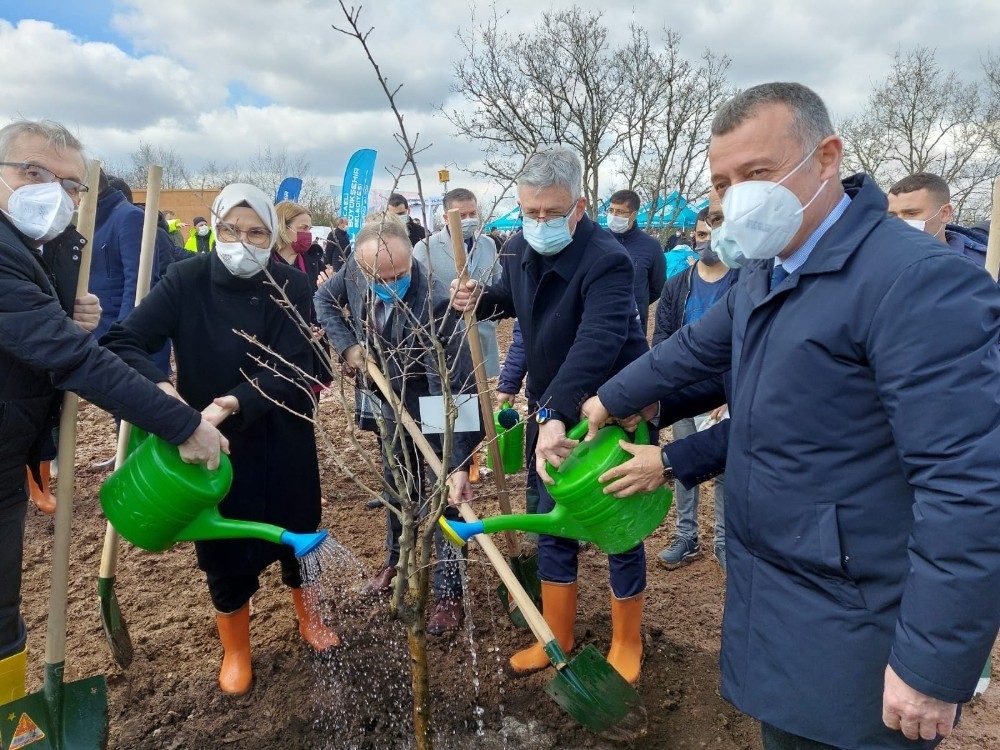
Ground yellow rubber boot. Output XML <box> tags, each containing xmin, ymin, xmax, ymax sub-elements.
<box><xmin>292</xmin><ymin>588</ymin><xmax>341</xmax><ymax>651</ymax></box>
<box><xmin>0</xmin><ymin>647</ymin><xmax>27</xmax><ymax>704</ymax></box>
<box><xmin>509</xmin><ymin>581</ymin><xmax>576</xmax><ymax>674</ymax></box>
<box><xmin>215</xmin><ymin>604</ymin><xmax>252</xmax><ymax>695</ymax></box>
<box><xmin>607</xmin><ymin>592</ymin><xmax>644</xmax><ymax>684</ymax></box>
<box><xmin>27</xmin><ymin>463</ymin><xmax>56</xmax><ymax>515</ymax></box>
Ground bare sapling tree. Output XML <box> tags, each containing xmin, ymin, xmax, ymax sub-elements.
<box><xmin>840</xmin><ymin>46</ymin><xmax>1000</xmax><ymax>220</ymax></box>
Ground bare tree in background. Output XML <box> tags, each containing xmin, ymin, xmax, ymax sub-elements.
<box><xmin>840</xmin><ymin>46</ymin><xmax>1000</xmax><ymax>220</ymax></box>
<box><xmin>105</xmin><ymin>142</ymin><xmax>189</xmax><ymax>188</ymax></box>
<box><xmin>620</xmin><ymin>41</ymin><xmax>731</xmax><ymax>234</ymax></box>
<box><xmin>449</xmin><ymin>8</ymin><xmax>630</xmax><ymax>216</ymax></box>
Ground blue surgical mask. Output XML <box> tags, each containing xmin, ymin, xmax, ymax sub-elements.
<box><xmin>372</xmin><ymin>275</ymin><xmax>411</xmax><ymax>304</ymax></box>
<box><xmin>522</xmin><ymin>207</ymin><xmax>575</xmax><ymax>256</ymax></box>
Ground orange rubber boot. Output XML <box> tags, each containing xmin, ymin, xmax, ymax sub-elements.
<box><xmin>292</xmin><ymin>588</ymin><xmax>341</xmax><ymax>650</ymax></box>
<box><xmin>469</xmin><ymin>452</ymin><xmax>481</xmax><ymax>484</ymax></box>
<box><xmin>215</xmin><ymin>603</ymin><xmax>252</xmax><ymax>695</ymax></box>
<box><xmin>607</xmin><ymin>592</ymin><xmax>644</xmax><ymax>684</ymax></box>
<box><xmin>509</xmin><ymin>581</ymin><xmax>576</xmax><ymax>674</ymax></box>
<box><xmin>27</xmin><ymin>463</ymin><xmax>56</xmax><ymax>515</ymax></box>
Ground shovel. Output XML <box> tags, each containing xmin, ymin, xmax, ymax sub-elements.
<box><xmin>96</xmin><ymin>164</ymin><xmax>164</xmax><ymax>669</ymax></box>
<box><xmin>365</xmin><ymin>362</ymin><xmax>642</xmax><ymax>733</ymax></box>
<box><xmin>0</xmin><ymin>159</ymin><xmax>109</xmax><ymax>750</ymax></box>
<box><xmin>445</xmin><ymin>208</ymin><xmax>540</xmax><ymax>627</ymax></box>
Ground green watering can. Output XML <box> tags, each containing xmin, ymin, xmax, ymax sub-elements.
<box><xmin>99</xmin><ymin>430</ymin><xmax>327</xmax><ymax>558</ymax></box>
<box><xmin>486</xmin><ymin>407</ymin><xmax>524</xmax><ymax>474</ymax></box>
<box><xmin>441</xmin><ymin>420</ymin><xmax>672</xmax><ymax>554</ymax></box>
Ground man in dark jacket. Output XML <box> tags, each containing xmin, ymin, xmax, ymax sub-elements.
<box><xmin>652</xmin><ymin>200</ymin><xmax>737</xmax><ymax>571</ymax></box>
<box><xmin>583</xmin><ymin>83</ymin><xmax>1000</xmax><ymax>749</ymax></box>
<box><xmin>315</xmin><ymin>215</ymin><xmax>481</xmax><ymax>636</ymax></box>
<box><xmin>0</xmin><ymin>120</ymin><xmax>226</xmax><ymax>702</ymax></box>
<box><xmin>606</xmin><ymin>189</ymin><xmax>665</xmax><ymax>332</ymax></box>
<box><xmin>887</xmin><ymin>172</ymin><xmax>989</xmax><ymax>266</ymax></box>
<box><xmin>325</xmin><ymin>216</ymin><xmax>352</xmax><ymax>271</ymax></box>
<box><xmin>452</xmin><ymin>147</ymin><xmax>650</xmax><ymax>685</ymax></box>
<box><xmin>387</xmin><ymin>193</ymin><xmax>427</xmax><ymax>246</ymax></box>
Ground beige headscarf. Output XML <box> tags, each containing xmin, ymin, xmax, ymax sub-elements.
<box><xmin>210</xmin><ymin>183</ymin><xmax>278</xmax><ymax>251</ymax></box>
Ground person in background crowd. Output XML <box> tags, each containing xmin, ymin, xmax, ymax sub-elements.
<box><xmin>652</xmin><ymin>197</ymin><xmax>737</xmax><ymax>571</ymax></box>
<box><xmin>606</xmin><ymin>189</ymin><xmax>666</xmax><ymax>332</ymax></box>
<box><xmin>103</xmin><ymin>183</ymin><xmax>339</xmax><ymax>696</ymax></box>
<box><xmin>315</xmin><ymin>215</ymin><xmax>481</xmax><ymax>636</ymax></box>
<box><xmin>185</xmin><ymin>215</ymin><xmax>215</xmax><ymax>254</ymax></box>
<box><xmin>387</xmin><ymin>192</ymin><xmax>427</xmax><ymax>246</ymax></box>
<box><xmin>163</xmin><ymin>209</ymin><xmax>188</xmax><ymax>248</ymax></box>
<box><xmin>583</xmin><ymin>81</ymin><xmax>1000</xmax><ymax>750</ymax></box>
<box><xmin>663</xmin><ymin>232</ymin><xmax>699</xmax><ymax>278</ymax></box>
<box><xmin>325</xmin><ymin>216</ymin><xmax>352</xmax><ymax>271</ymax></box>
<box><xmin>451</xmin><ymin>147</ymin><xmax>650</xmax><ymax>685</ymax></box>
<box><xmin>0</xmin><ymin>118</ymin><xmax>226</xmax><ymax>704</ymax></box>
<box><xmin>887</xmin><ymin>172</ymin><xmax>989</xmax><ymax>266</ymax></box>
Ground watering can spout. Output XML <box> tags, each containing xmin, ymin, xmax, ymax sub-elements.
<box><xmin>440</xmin><ymin>511</ymin><xmax>596</xmax><ymax>548</ymax></box>
<box><xmin>281</xmin><ymin>529</ymin><xmax>328</xmax><ymax>558</ymax></box>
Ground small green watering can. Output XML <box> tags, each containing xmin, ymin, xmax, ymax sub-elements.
<box><xmin>486</xmin><ymin>407</ymin><xmax>524</xmax><ymax>474</ymax></box>
<box><xmin>441</xmin><ymin>420</ymin><xmax>672</xmax><ymax>554</ymax></box>
<box><xmin>100</xmin><ymin>430</ymin><xmax>327</xmax><ymax>558</ymax></box>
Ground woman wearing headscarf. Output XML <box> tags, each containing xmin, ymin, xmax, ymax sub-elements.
<box><xmin>102</xmin><ymin>184</ymin><xmax>338</xmax><ymax>696</ymax></box>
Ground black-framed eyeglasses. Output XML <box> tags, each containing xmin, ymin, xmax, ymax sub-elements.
<box><xmin>0</xmin><ymin>162</ymin><xmax>89</xmax><ymax>195</ymax></box>
<box><xmin>216</xmin><ymin>222</ymin><xmax>273</xmax><ymax>248</ymax></box>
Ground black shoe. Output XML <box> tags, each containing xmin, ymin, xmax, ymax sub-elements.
<box><xmin>365</xmin><ymin>498</ymin><xmax>382</xmax><ymax>509</ymax></box>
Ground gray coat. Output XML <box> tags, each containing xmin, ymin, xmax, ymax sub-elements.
<box><xmin>413</xmin><ymin>229</ymin><xmax>502</xmax><ymax>377</ymax></box>
<box><xmin>314</xmin><ymin>256</ymin><xmax>482</xmax><ymax>471</ymax></box>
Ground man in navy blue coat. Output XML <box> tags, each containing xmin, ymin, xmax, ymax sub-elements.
<box><xmin>452</xmin><ymin>147</ymin><xmax>650</xmax><ymax>685</ymax></box>
<box><xmin>583</xmin><ymin>83</ymin><xmax>1000</xmax><ymax>749</ymax></box>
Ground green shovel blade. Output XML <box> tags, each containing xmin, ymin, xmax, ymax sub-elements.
<box><xmin>0</xmin><ymin>675</ymin><xmax>107</xmax><ymax>750</ymax></box>
<box><xmin>495</xmin><ymin>552</ymin><xmax>541</xmax><ymax>630</ymax></box>
<box><xmin>543</xmin><ymin>644</ymin><xmax>642</xmax><ymax>734</ymax></box>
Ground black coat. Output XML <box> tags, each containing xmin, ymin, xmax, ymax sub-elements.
<box><xmin>610</xmin><ymin>224</ymin><xmax>666</xmax><ymax>331</ymax></box>
<box><xmin>0</xmin><ymin>216</ymin><xmax>200</xmax><ymax>504</ymax></box>
<box><xmin>325</xmin><ymin>228</ymin><xmax>351</xmax><ymax>271</ymax></box>
<box><xmin>102</xmin><ymin>253</ymin><xmax>321</xmax><ymax>577</ymax></box>
<box><xmin>478</xmin><ymin>215</ymin><xmax>649</xmax><ymax>422</ymax></box>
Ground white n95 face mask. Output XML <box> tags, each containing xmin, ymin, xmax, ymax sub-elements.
<box><xmin>719</xmin><ymin>146</ymin><xmax>828</xmax><ymax>261</ymax></box>
<box><xmin>607</xmin><ymin>214</ymin><xmax>631</xmax><ymax>233</ymax></box>
<box><xmin>215</xmin><ymin>241</ymin><xmax>271</xmax><ymax>278</ymax></box>
<box><xmin>2</xmin><ymin>179</ymin><xmax>75</xmax><ymax>242</ymax></box>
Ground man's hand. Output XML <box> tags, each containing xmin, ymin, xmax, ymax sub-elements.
<box><xmin>580</xmin><ymin>396</ymin><xmax>612</xmax><ymax>441</ymax></box>
<box><xmin>709</xmin><ymin>403</ymin><xmax>728</xmax><ymax>422</ymax></box>
<box><xmin>882</xmin><ymin>665</ymin><xmax>957</xmax><ymax>741</ymax></box>
<box><xmin>599</xmin><ymin>442</ymin><xmax>666</xmax><ymax>497</ymax></box>
<box><xmin>535</xmin><ymin>420</ymin><xmax>578</xmax><ymax>485</ymax></box>
<box><xmin>202</xmin><ymin>395</ymin><xmax>239</xmax><ymax>427</ymax></box>
<box><xmin>496</xmin><ymin>391</ymin><xmax>516</xmax><ymax>408</ymax></box>
<box><xmin>617</xmin><ymin>403</ymin><xmax>659</xmax><ymax>433</ymax></box>
<box><xmin>178</xmin><ymin>419</ymin><xmax>230</xmax><ymax>471</ymax></box>
<box><xmin>317</xmin><ymin>267</ymin><xmax>335</xmax><ymax>286</ymax></box>
<box><xmin>72</xmin><ymin>293</ymin><xmax>102</xmax><ymax>332</ymax></box>
<box><xmin>450</xmin><ymin>278</ymin><xmax>481</xmax><ymax>313</ymax></box>
<box><xmin>341</xmin><ymin>344</ymin><xmax>368</xmax><ymax>378</ymax></box>
<box><xmin>446</xmin><ymin>470</ymin><xmax>473</xmax><ymax>506</ymax></box>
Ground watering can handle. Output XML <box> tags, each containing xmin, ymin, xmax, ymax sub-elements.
<box><xmin>565</xmin><ymin>418</ymin><xmax>650</xmax><ymax>444</ymax></box>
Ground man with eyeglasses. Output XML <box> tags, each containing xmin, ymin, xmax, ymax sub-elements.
<box><xmin>0</xmin><ymin>119</ymin><xmax>228</xmax><ymax>703</ymax></box>
<box><xmin>605</xmin><ymin>189</ymin><xmax>665</xmax><ymax>332</ymax></box>
<box><xmin>887</xmin><ymin>173</ymin><xmax>989</xmax><ymax>266</ymax></box>
<box><xmin>450</xmin><ymin>147</ymin><xmax>650</xmax><ymax>685</ymax></box>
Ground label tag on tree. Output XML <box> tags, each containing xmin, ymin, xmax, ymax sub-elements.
<box><xmin>418</xmin><ymin>394</ymin><xmax>480</xmax><ymax>434</ymax></box>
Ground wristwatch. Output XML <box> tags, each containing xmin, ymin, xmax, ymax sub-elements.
<box><xmin>660</xmin><ymin>446</ymin><xmax>676</xmax><ymax>484</ymax></box>
<box><xmin>536</xmin><ymin>407</ymin><xmax>560</xmax><ymax>424</ymax></box>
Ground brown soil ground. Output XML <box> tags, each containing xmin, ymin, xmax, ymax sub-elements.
<box><xmin>19</xmin><ymin>319</ymin><xmax>1000</xmax><ymax>749</ymax></box>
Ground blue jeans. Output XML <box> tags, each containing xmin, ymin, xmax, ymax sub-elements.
<box><xmin>670</xmin><ymin>417</ymin><xmax>726</xmax><ymax>550</ymax></box>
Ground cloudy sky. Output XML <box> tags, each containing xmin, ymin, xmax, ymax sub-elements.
<box><xmin>0</xmin><ymin>0</ymin><xmax>995</xmax><ymax>208</ymax></box>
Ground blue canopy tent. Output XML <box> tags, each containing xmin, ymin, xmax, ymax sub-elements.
<box><xmin>637</xmin><ymin>191</ymin><xmax>701</xmax><ymax>230</ymax></box>
<box><xmin>486</xmin><ymin>206</ymin><xmax>522</xmax><ymax>232</ymax></box>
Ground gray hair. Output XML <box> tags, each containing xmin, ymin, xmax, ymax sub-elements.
<box><xmin>443</xmin><ymin>187</ymin><xmax>477</xmax><ymax>211</ymax></box>
<box><xmin>355</xmin><ymin>212</ymin><xmax>412</xmax><ymax>254</ymax></box>
<box><xmin>712</xmin><ymin>82</ymin><xmax>834</xmax><ymax>150</ymax></box>
<box><xmin>0</xmin><ymin>119</ymin><xmax>85</xmax><ymax>163</ymax></box>
<box><xmin>518</xmin><ymin>147</ymin><xmax>583</xmax><ymax>201</ymax></box>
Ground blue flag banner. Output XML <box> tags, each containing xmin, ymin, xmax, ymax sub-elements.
<box><xmin>340</xmin><ymin>149</ymin><xmax>377</xmax><ymax>242</ymax></box>
<box><xmin>275</xmin><ymin>177</ymin><xmax>303</xmax><ymax>204</ymax></box>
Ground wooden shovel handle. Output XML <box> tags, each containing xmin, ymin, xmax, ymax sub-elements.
<box><xmin>100</xmin><ymin>165</ymin><xmax>164</xmax><ymax>578</ymax></box>
<box><xmin>48</xmin><ymin>158</ymin><xmax>102</xmax><ymax>665</ymax></box>
<box><xmin>365</xmin><ymin>362</ymin><xmax>561</xmax><ymax>652</ymax></box>
<box><xmin>445</xmin><ymin>208</ymin><xmax>520</xmax><ymax>555</ymax></box>
<box><xmin>986</xmin><ymin>176</ymin><xmax>1000</xmax><ymax>283</ymax></box>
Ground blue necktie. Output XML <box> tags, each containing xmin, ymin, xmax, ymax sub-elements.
<box><xmin>770</xmin><ymin>263</ymin><xmax>789</xmax><ymax>291</ymax></box>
